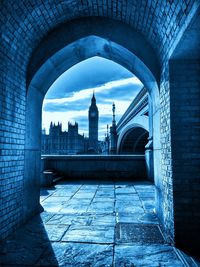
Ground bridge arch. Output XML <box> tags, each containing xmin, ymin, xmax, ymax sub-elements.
<box><xmin>118</xmin><ymin>126</ymin><xmax>148</xmax><ymax>155</ymax></box>
<box><xmin>117</xmin><ymin>116</ymin><xmax>149</xmax><ymax>154</ymax></box>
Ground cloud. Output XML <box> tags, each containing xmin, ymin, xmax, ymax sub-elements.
<box><xmin>97</xmin><ymin>84</ymin><xmax>142</xmax><ymax>101</ymax></box>
<box><xmin>43</xmin><ymin>77</ymin><xmax>141</xmax><ymax>105</ymax></box>
<box><xmin>43</xmin><ymin>102</ymin><xmax>88</xmax><ymax>113</ymax></box>
<box><xmin>45</xmin><ymin>56</ymin><xmax>135</xmax><ymax>99</ymax></box>
<box><xmin>43</xmin><ymin>81</ymin><xmax>142</xmax><ymax>115</ymax></box>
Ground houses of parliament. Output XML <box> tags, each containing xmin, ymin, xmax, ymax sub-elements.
<box><xmin>41</xmin><ymin>93</ymin><xmax>110</xmax><ymax>155</ymax></box>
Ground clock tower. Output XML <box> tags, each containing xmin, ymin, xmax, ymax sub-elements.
<box><xmin>88</xmin><ymin>92</ymin><xmax>99</xmax><ymax>153</ymax></box>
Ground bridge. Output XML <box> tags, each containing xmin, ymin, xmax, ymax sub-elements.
<box><xmin>116</xmin><ymin>87</ymin><xmax>149</xmax><ymax>154</ymax></box>
<box><xmin>112</xmin><ymin>87</ymin><xmax>153</xmax><ymax>181</ymax></box>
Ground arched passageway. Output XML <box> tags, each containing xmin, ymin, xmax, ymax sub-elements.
<box><xmin>1</xmin><ymin>1</ymin><xmax>200</xmax><ymax>259</ymax></box>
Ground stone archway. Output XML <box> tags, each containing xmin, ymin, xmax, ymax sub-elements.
<box><xmin>25</xmin><ymin>33</ymin><xmax>161</xmax><ymax>226</ymax></box>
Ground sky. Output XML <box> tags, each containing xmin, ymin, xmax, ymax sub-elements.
<box><xmin>42</xmin><ymin>56</ymin><xmax>143</xmax><ymax>140</ymax></box>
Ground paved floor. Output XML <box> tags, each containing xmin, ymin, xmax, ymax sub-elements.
<box><xmin>0</xmin><ymin>180</ymin><xmax>188</xmax><ymax>266</ymax></box>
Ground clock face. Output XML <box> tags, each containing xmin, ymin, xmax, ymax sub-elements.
<box><xmin>90</xmin><ymin>111</ymin><xmax>96</xmax><ymax>117</ymax></box>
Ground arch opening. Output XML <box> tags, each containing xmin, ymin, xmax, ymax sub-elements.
<box><xmin>25</xmin><ymin>31</ymin><xmax>161</xmax><ymax>239</ymax></box>
<box><xmin>41</xmin><ymin>56</ymin><xmax>143</xmax><ymax>156</ymax></box>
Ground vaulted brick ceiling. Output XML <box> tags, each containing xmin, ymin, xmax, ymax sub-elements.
<box><xmin>1</xmin><ymin>0</ymin><xmax>195</xmax><ymax>64</ymax></box>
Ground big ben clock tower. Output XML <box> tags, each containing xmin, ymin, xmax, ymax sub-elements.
<box><xmin>88</xmin><ymin>92</ymin><xmax>99</xmax><ymax>153</ymax></box>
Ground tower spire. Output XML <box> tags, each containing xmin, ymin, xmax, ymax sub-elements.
<box><xmin>91</xmin><ymin>90</ymin><xmax>96</xmax><ymax>103</ymax></box>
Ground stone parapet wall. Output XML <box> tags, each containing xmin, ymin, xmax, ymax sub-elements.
<box><xmin>42</xmin><ymin>155</ymin><xmax>147</xmax><ymax>180</ymax></box>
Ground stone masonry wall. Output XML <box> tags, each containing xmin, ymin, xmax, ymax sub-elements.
<box><xmin>169</xmin><ymin>59</ymin><xmax>200</xmax><ymax>253</ymax></box>
<box><xmin>43</xmin><ymin>155</ymin><xmax>147</xmax><ymax>180</ymax></box>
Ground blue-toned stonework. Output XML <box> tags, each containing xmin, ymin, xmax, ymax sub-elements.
<box><xmin>0</xmin><ymin>0</ymin><xmax>200</xmax><ymax>263</ymax></box>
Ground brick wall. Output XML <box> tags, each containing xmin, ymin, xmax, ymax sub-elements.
<box><xmin>0</xmin><ymin>42</ymin><xmax>26</xmax><ymax>238</ymax></box>
<box><xmin>159</xmin><ymin>61</ymin><xmax>174</xmax><ymax>243</ymax></box>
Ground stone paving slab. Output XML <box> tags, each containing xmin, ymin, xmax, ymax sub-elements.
<box><xmin>46</xmin><ymin>214</ymin><xmax>90</xmax><ymax>226</ymax></box>
<box><xmin>137</xmin><ymin>192</ymin><xmax>155</xmax><ymax>197</ymax></box>
<box><xmin>115</xmin><ymin>195</ymin><xmax>140</xmax><ymax>202</ymax></box>
<box><xmin>44</xmin><ymin>224</ymin><xmax>70</xmax><ymax>242</ymax></box>
<box><xmin>80</xmin><ymin>184</ymin><xmax>99</xmax><ymax>190</ymax></box>
<box><xmin>42</xmin><ymin>202</ymin><xmax>63</xmax><ymax>212</ymax></box>
<box><xmin>93</xmin><ymin>197</ymin><xmax>115</xmax><ymax>202</ymax></box>
<box><xmin>62</xmin><ymin>225</ymin><xmax>115</xmax><ymax>244</ymax></box>
<box><xmin>114</xmin><ymin>244</ymin><xmax>184</xmax><ymax>267</ymax></box>
<box><xmin>138</xmin><ymin>212</ymin><xmax>159</xmax><ymax>224</ymax></box>
<box><xmin>116</xmin><ymin>212</ymin><xmax>145</xmax><ymax>223</ymax></box>
<box><xmin>89</xmin><ymin>213</ymin><xmax>116</xmax><ymax>226</ymax></box>
<box><xmin>72</xmin><ymin>192</ymin><xmax>96</xmax><ymax>199</ymax></box>
<box><xmin>51</xmin><ymin>191</ymin><xmax>76</xmax><ymax>197</ymax></box>
<box><xmin>142</xmin><ymin>200</ymin><xmax>155</xmax><ymax>212</ymax></box>
<box><xmin>95</xmin><ymin>191</ymin><xmax>114</xmax><ymax>198</ymax></box>
<box><xmin>42</xmin><ymin>196</ymin><xmax>71</xmax><ymax>203</ymax></box>
<box><xmin>115</xmin><ymin>200</ymin><xmax>142</xmax><ymax>207</ymax></box>
<box><xmin>87</xmin><ymin>201</ymin><xmax>114</xmax><ymax>213</ymax></box>
<box><xmin>134</xmin><ymin>184</ymin><xmax>155</xmax><ymax>189</ymax></box>
<box><xmin>99</xmin><ymin>184</ymin><xmax>114</xmax><ymax>188</ymax></box>
<box><xmin>115</xmin><ymin>187</ymin><xmax>136</xmax><ymax>194</ymax></box>
<box><xmin>40</xmin><ymin>211</ymin><xmax>55</xmax><ymax>223</ymax></box>
<box><xmin>59</xmin><ymin>204</ymin><xmax>88</xmax><ymax>214</ymax></box>
<box><xmin>36</xmin><ymin>242</ymin><xmax>114</xmax><ymax>267</ymax></box>
<box><xmin>67</xmin><ymin>198</ymin><xmax>92</xmax><ymax>205</ymax></box>
<box><xmin>116</xmin><ymin>211</ymin><xmax>160</xmax><ymax>225</ymax></box>
<box><xmin>115</xmin><ymin>203</ymin><xmax>144</xmax><ymax>214</ymax></box>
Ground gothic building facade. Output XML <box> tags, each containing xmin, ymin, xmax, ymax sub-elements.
<box><xmin>42</xmin><ymin>93</ymin><xmax>101</xmax><ymax>155</ymax></box>
<box><xmin>41</xmin><ymin>122</ymin><xmax>88</xmax><ymax>155</ymax></box>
